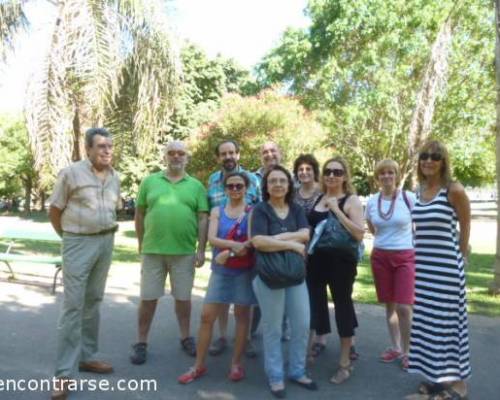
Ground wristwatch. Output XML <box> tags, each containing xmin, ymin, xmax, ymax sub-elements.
<box><xmin>229</xmin><ymin>251</ymin><xmax>236</xmax><ymax>257</ymax></box>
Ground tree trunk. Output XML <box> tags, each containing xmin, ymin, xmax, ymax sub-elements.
<box><xmin>39</xmin><ymin>191</ymin><xmax>46</xmax><ymax>212</ymax></box>
<box><xmin>72</xmin><ymin>104</ymin><xmax>83</xmax><ymax>161</ymax></box>
<box><xmin>491</xmin><ymin>0</ymin><xmax>500</xmax><ymax>294</ymax></box>
<box><xmin>401</xmin><ymin>16</ymin><xmax>454</xmax><ymax>181</ymax></box>
<box><xmin>23</xmin><ymin>175</ymin><xmax>32</xmax><ymax>215</ymax></box>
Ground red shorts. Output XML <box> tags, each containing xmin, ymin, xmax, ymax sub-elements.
<box><xmin>371</xmin><ymin>248</ymin><xmax>415</xmax><ymax>305</ymax></box>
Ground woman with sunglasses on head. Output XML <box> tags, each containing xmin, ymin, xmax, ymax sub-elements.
<box><xmin>365</xmin><ymin>160</ymin><xmax>416</xmax><ymax>370</ymax></box>
<box><xmin>251</xmin><ymin>165</ymin><xmax>316</xmax><ymax>398</ymax></box>
<box><xmin>178</xmin><ymin>172</ymin><xmax>256</xmax><ymax>384</ymax></box>
<box><xmin>406</xmin><ymin>141</ymin><xmax>471</xmax><ymax>400</ymax></box>
<box><xmin>307</xmin><ymin>156</ymin><xmax>365</xmax><ymax>384</ymax></box>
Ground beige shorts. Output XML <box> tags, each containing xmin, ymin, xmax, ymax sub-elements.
<box><xmin>140</xmin><ymin>254</ymin><xmax>196</xmax><ymax>301</ymax></box>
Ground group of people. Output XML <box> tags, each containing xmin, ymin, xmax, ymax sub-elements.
<box><xmin>47</xmin><ymin>127</ymin><xmax>471</xmax><ymax>400</ymax></box>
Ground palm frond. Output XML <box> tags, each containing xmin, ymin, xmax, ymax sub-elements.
<box><xmin>0</xmin><ymin>0</ymin><xmax>28</xmax><ymax>60</ymax></box>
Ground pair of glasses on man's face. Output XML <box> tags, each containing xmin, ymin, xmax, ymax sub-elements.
<box><xmin>225</xmin><ymin>183</ymin><xmax>245</xmax><ymax>191</ymax></box>
<box><xmin>323</xmin><ymin>168</ymin><xmax>345</xmax><ymax>177</ymax></box>
<box><xmin>419</xmin><ymin>152</ymin><xmax>443</xmax><ymax>161</ymax></box>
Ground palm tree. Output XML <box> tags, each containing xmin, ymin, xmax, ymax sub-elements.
<box><xmin>0</xmin><ymin>0</ymin><xmax>28</xmax><ymax>60</ymax></box>
<box><xmin>21</xmin><ymin>0</ymin><xmax>180</xmax><ymax>189</ymax></box>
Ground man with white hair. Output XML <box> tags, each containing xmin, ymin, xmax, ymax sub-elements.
<box><xmin>255</xmin><ymin>141</ymin><xmax>282</xmax><ymax>183</ymax></box>
<box><xmin>130</xmin><ymin>141</ymin><xmax>209</xmax><ymax>364</ymax></box>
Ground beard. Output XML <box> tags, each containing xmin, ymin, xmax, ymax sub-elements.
<box><xmin>222</xmin><ymin>159</ymin><xmax>237</xmax><ymax>171</ymax></box>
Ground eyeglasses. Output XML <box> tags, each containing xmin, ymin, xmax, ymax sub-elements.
<box><xmin>167</xmin><ymin>150</ymin><xmax>186</xmax><ymax>157</ymax></box>
<box><xmin>419</xmin><ymin>152</ymin><xmax>443</xmax><ymax>162</ymax></box>
<box><xmin>268</xmin><ymin>178</ymin><xmax>288</xmax><ymax>185</ymax></box>
<box><xmin>225</xmin><ymin>183</ymin><xmax>245</xmax><ymax>191</ymax></box>
<box><xmin>323</xmin><ymin>168</ymin><xmax>345</xmax><ymax>177</ymax></box>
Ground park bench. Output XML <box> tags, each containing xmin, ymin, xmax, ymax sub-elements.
<box><xmin>0</xmin><ymin>228</ymin><xmax>62</xmax><ymax>294</ymax></box>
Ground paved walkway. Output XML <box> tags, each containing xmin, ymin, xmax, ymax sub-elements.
<box><xmin>0</xmin><ymin>263</ymin><xmax>499</xmax><ymax>400</ymax></box>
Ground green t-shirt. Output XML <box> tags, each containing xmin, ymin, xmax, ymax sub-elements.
<box><xmin>136</xmin><ymin>172</ymin><xmax>209</xmax><ymax>255</ymax></box>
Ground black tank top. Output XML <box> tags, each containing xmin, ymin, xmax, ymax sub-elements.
<box><xmin>307</xmin><ymin>194</ymin><xmax>350</xmax><ymax>229</ymax></box>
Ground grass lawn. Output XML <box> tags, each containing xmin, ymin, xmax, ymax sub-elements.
<box><xmin>1</xmin><ymin>211</ymin><xmax>500</xmax><ymax>317</ymax></box>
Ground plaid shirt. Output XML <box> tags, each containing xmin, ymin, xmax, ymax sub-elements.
<box><xmin>207</xmin><ymin>166</ymin><xmax>261</xmax><ymax>209</ymax></box>
<box><xmin>49</xmin><ymin>159</ymin><xmax>121</xmax><ymax>234</ymax></box>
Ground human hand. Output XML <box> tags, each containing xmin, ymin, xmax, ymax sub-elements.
<box><xmin>195</xmin><ymin>249</ymin><xmax>206</xmax><ymax>268</ymax></box>
<box><xmin>232</xmin><ymin>242</ymin><xmax>247</xmax><ymax>256</ymax></box>
<box><xmin>291</xmin><ymin>242</ymin><xmax>306</xmax><ymax>257</ymax></box>
<box><xmin>325</xmin><ymin>196</ymin><xmax>340</xmax><ymax>214</ymax></box>
<box><xmin>215</xmin><ymin>249</ymin><xmax>230</xmax><ymax>265</ymax></box>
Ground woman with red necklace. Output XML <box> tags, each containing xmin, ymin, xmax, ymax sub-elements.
<box><xmin>365</xmin><ymin>159</ymin><xmax>416</xmax><ymax>370</ymax></box>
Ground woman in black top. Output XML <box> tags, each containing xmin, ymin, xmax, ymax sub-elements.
<box><xmin>307</xmin><ymin>156</ymin><xmax>364</xmax><ymax>384</ymax></box>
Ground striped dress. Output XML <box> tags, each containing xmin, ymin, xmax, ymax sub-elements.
<box><xmin>408</xmin><ymin>187</ymin><xmax>471</xmax><ymax>382</ymax></box>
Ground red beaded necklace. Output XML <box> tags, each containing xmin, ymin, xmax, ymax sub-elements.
<box><xmin>377</xmin><ymin>190</ymin><xmax>399</xmax><ymax>221</ymax></box>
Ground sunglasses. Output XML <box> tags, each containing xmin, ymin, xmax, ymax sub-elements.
<box><xmin>323</xmin><ymin>168</ymin><xmax>345</xmax><ymax>177</ymax></box>
<box><xmin>419</xmin><ymin>152</ymin><xmax>443</xmax><ymax>162</ymax></box>
<box><xmin>167</xmin><ymin>150</ymin><xmax>186</xmax><ymax>157</ymax></box>
<box><xmin>225</xmin><ymin>183</ymin><xmax>245</xmax><ymax>191</ymax></box>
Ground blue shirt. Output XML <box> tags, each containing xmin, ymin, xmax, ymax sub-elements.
<box><xmin>207</xmin><ymin>166</ymin><xmax>261</xmax><ymax>209</ymax></box>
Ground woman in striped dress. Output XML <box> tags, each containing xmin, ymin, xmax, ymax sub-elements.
<box><xmin>407</xmin><ymin>141</ymin><xmax>471</xmax><ymax>400</ymax></box>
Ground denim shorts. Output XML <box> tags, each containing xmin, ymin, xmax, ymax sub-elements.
<box><xmin>204</xmin><ymin>270</ymin><xmax>257</xmax><ymax>306</ymax></box>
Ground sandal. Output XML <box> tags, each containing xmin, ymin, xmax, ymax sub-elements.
<box><xmin>417</xmin><ymin>382</ymin><xmax>446</xmax><ymax>395</ymax></box>
<box><xmin>429</xmin><ymin>388</ymin><xmax>468</xmax><ymax>400</ymax></box>
<box><xmin>228</xmin><ymin>364</ymin><xmax>245</xmax><ymax>382</ymax></box>
<box><xmin>329</xmin><ymin>363</ymin><xmax>353</xmax><ymax>384</ymax></box>
<box><xmin>400</xmin><ymin>354</ymin><xmax>409</xmax><ymax>371</ymax></box>
<box><xmin>177</xmin><ymin>366</ymin><xmax>207</xmax><ymax>384</ymax></box>
<box><xmin>349</xmin><ymin>345</ymin><xmax>359</xmax><ymax>361</ymax></box>
<box><xmin>310</xmin><ymin>342</ymin><xmax>326</xmax><ymax>358</ymax></box>
<box><xmin>180</xmin><ymin>337</ymin><xmax>196</xmax><ymax>357</ymax></box>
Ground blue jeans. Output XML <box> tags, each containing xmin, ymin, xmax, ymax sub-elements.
<box><xmin>252</xmin><ymin>276</ymin><xmax>310</xmax><ymax>384</ymax></box>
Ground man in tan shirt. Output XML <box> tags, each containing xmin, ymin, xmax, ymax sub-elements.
<box><xmin>48</xmin><ymin>128</ymin><xmax>121</xmax><ymax>400</ymax></box>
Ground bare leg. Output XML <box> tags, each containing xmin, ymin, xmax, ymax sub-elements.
<box><xmin>339</xmin><ymin>336</ymin><xmax>352</xmax><ymax>367</ymax></box>
<box><xmin>193</xmin><ymin>304</ymin><xmax>222</xmax><ymax>369</ymax></box>
<box><xmin>396</xmin><ymin>304</ymin><xmax>412</xmax><ymax>354</ymax></box>
<box><xmin>232</xmin><ymin>305</ymin><xmax>251</xmax><ymax>366</ymax></box>
<box><xmin>137</xmin><ymin>300</ymin><xmax>158</xmax><ymax>342</ymax></box>
<box><xmin>385</xmin><ymin>303</ymin><xmax>401</xmax><ymax>351</ymax></box>
<box><xmin>175</xmin><ymin>300</ymin><xmax>191</xmax><ymax>339</ymax></box>
<box><xmin>217</xmin><ymin>303</ymin><xmax>230</xmax><ymax>339</ymax></box>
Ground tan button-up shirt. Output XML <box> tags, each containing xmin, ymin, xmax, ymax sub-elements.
<box><xmin>49</xmin><ymin>159</ymin><xmax>121</xmax><ymax>234</ymax></box>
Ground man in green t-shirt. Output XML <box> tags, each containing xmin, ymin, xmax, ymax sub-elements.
<box><xmin>130</xmin><ymin>141</ymin><xmax>209</xmax><ymax>364</ymax></box>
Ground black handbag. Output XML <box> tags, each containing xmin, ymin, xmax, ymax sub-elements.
<box><xmin>255</xmin><ymin>202</ymin><xmax>306</xmax><ymax>289</ymax></box>
<box><xmin>315</xmin><ymin>211</ymin><xmax>360</xmax><ymax>260</ymax></box>
<box><xmin>255</xmin><ymin>250</ymin><xmax>305</xmax><ymax>289</ymax></box>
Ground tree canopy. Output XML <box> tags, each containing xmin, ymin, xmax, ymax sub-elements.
<box><xmin>257</xmin><ymin>0</ymin><xmax>494</xmax><ymax>189</ymax></box>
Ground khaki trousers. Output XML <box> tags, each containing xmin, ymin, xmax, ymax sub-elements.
<box><xmin>54</xmin><ymin>232</ymin><xmax>114</xmax><ymax>377</ymax></box>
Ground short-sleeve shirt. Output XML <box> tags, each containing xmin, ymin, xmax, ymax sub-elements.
<box><xmin>136</xmin><ymin>172</ymin><xmax>209</xmax><ymax>255</ymax></box>
<box><xmin>207</xmin><ymin>166</ymin><xmax>261</xmax><ymax>209</ymax></box>
<box><xmin>49</xmin><ymin>159</ymin><xmax>121</xmax><ymax>234</ymax></box>
<box><xmin>251</xmin><ymin>201</ymin><xmax>309</xmax><ymax>237</ymax></box>
<box><xmin>365</xmin><ymin>191</ymin><xmax>416</xmax><ymax>250</ymax></box>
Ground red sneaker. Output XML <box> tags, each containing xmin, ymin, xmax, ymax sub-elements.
<box><xmin>228</xmin><ymin>364</ymin><xmax>245</xmax><ymax>382</ymax></box>
<box><xmin>401</xmin><ymin>354</ymin><xmax>409</xmax><ymax>371</ymax></box>
<box><xmin>178</xmin><ymin>366</ymin><xmax>207</xmax><ymax>384</ymax></box>
<box><xmin>380</xmin><ymin>348</ymin><xmax>402</xmax><ymax>363</ymax></box>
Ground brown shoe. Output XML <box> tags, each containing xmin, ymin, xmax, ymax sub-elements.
<box><xmin>78</xmin><ymin>360</ymin><xmax>114</xmax><ymax>374</ymax></box>
<box><xmin>50</xmin><ymin>377</ymin><xmax>71</xmax><ymax>400</ymax></box>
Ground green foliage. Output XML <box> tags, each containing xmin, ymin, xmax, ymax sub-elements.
<box><xmin>188</xmin><ymin>89</ymin><xmax>328</xmax><ymax>183</ymax></box>
<box><xmin>0</xmin><ymin>114</ymin><xmax>36</xmax><ymax>199</ymax></box>
<box><xmin>167</xmin><ymin>43</ymin><xmax>258</xmax><ymax>140</ymax></box>
<box><xmin>118</xmin><ymin>146</ymin><xmax>163</xmax><ymax>199</ymax></box>
<box><xmin>257</xmin><ymin>0</ymin><xmax>495</xmax><ymax>189</ymax></box>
